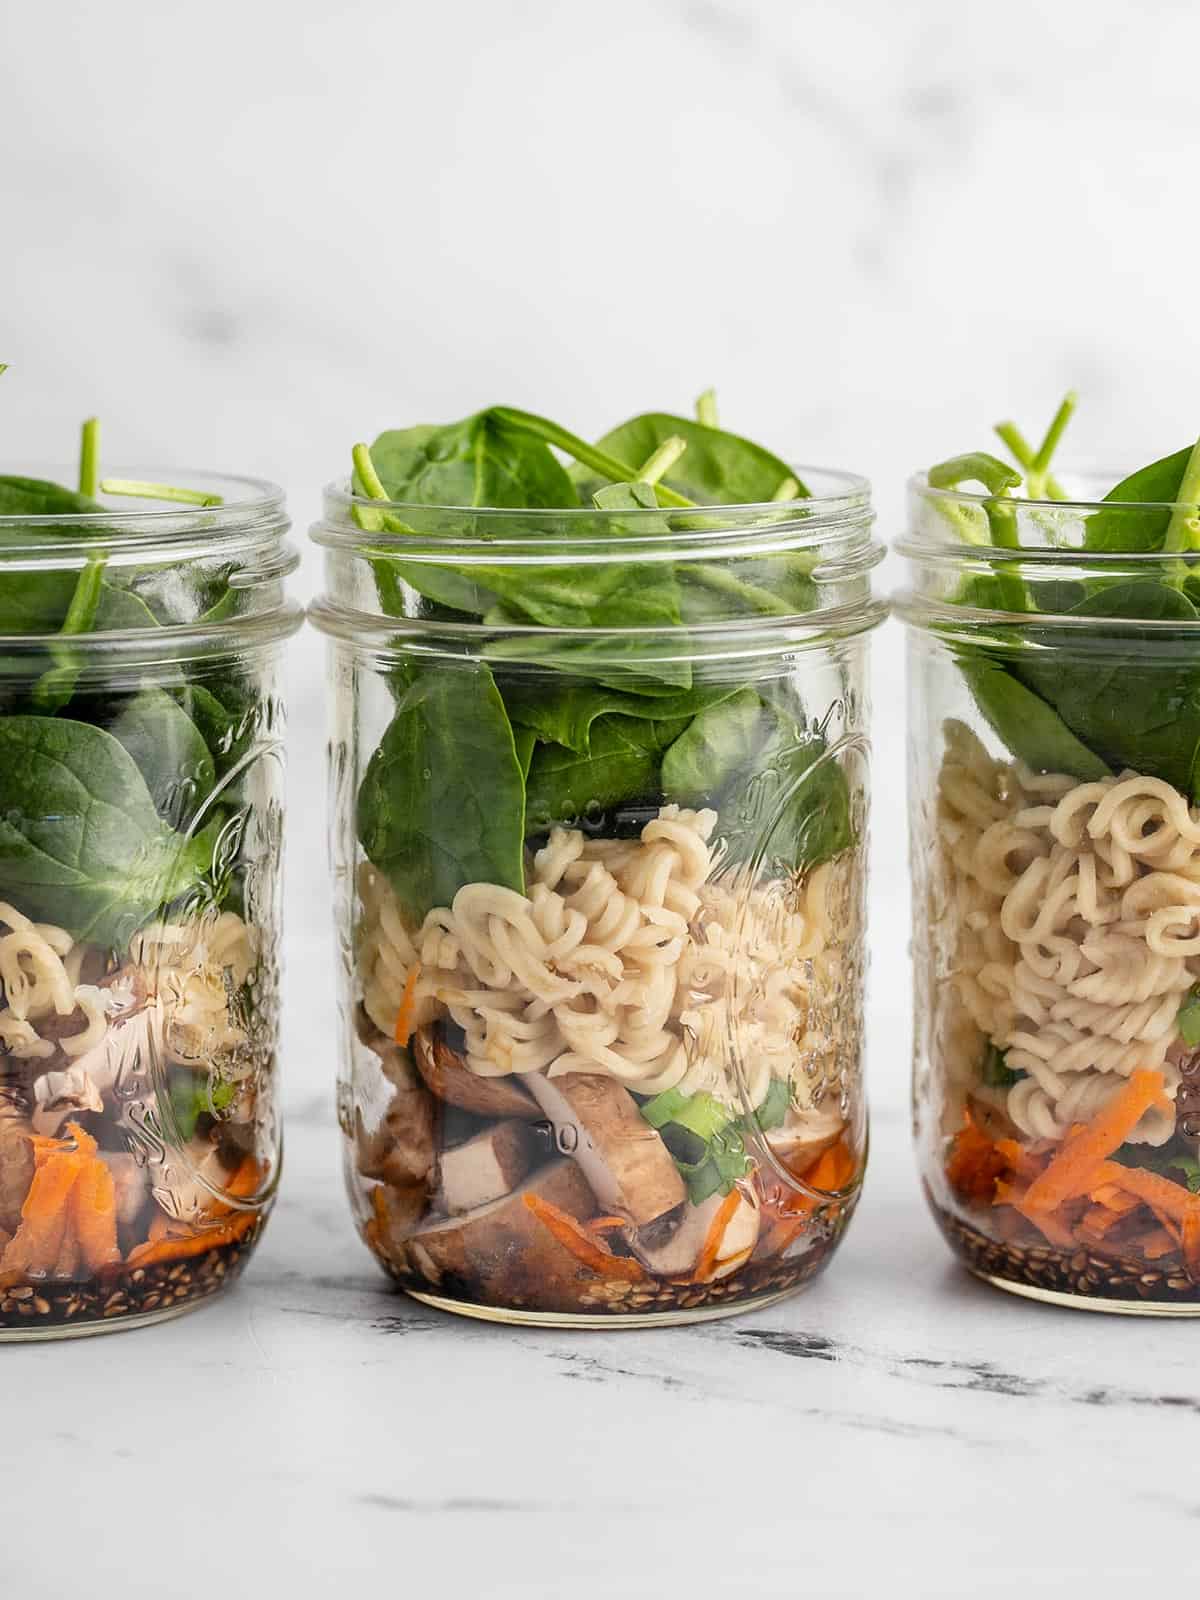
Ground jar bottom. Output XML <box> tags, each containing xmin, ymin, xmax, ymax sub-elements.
<box><xmin>0</xmin><ymin>1213</ymin><xmax>266</xmax><ymax>1341</ymax></box>
<box><xmin>931</xmin><ymin>1198</ymin><xmax>1200</xmax><ymax>1315</ymax></box>
<box><xmin>374</xmin><ymin>1212</ymin><xmax>850</xmax><ymax>1328</ymax></box>
<box><xmin>405</xmin><ymin>1281</ymin><xmax>816</xmax><ymax>1329</ymax></box>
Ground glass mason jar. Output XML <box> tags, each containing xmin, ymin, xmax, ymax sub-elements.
<box><xmin>0</xmin><ymin>470</ymin><xmax>300</xmax><ymax>1338</ymax></box>
<box><xmin>311</xmin><ymin>473</ymin><xmax>884</xmax><ymax>1326</ymax></box>
<box><xmin>900</xmin><ymin>471</ymin><xmax>1200</xmax><ymax>1313</ymax></box>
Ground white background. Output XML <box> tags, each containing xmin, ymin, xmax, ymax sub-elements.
<box><xmin>2</xmin><ymin>6</ymin><xmax>1199</xmax><ymax>1593</ymax></box>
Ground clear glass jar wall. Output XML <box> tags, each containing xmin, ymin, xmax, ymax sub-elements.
<box><xmin>900</xmin><ymin>473</ymin><xmax>1200</xmax><ymax>1313</ymax></box>
<box><xmin>0</xmin><ymin>471</ymin><xmax>300</xmax><ymax>1337</ymax></box>
<box><xmin>312</xmin><ymin>475</ymin><xmax>884</xmax><ymax>1325</ymax></box>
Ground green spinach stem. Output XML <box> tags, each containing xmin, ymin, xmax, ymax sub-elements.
<box><xmin>695</xmin><ymin>389</ymin><xmax>719</xmax><ymax>428</ymax></box>
<box><xmin>1162</xmin><ymin>436</ymin><xmax>1200</xmax><ymax>555</ymax></box>
<box><xmin>490</xmin><ymin>407</ymin><xmax>695</xmax><ymax>509</ymax></box>
<box><xmin>78</xmin><ymin>417</ymin><xmax>100</xmax><ymax>498</ymax></box>
<box><xmin>994</xmin><ymin>392</ymin><xmax>1075</xmax><ymax>500</ymax></box>
<box><xmin>771</xmin><ymin>475</ymin><xmax>801</xmax><ymax>502</ymax></box>
<box><xmin>99</xmin><ymin>479</ymin><xmax>223</xmax><ymax>507</ymax></box>
<box><xmin>636</xmin><ymin>436</ymin><xmax>687</xmax><ymax>487</ymax></box>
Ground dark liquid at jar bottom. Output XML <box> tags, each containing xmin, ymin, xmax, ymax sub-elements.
<box><xmin>0</xmin><ymin>1212</ymin><xmax>266</xmax><ymax>1337</ymax></box>
<box><xmin>927</xmin><ymin>1192</ymin><xmax>1200</xmax><ymax>1309</ymax></box>
<box><xmin>366</xmin><ymin>1203</ymin><xmax>855</xmax><ymax>1322</ymax></box>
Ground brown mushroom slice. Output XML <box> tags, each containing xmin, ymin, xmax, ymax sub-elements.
<box><xmin>355</xmin><ymin>1082</ymin><xmax>436</xmax><ymax>1187</ymax></box>
<box><xmin>437</xmin><ymin>1120</ymin><xmax>536</xmax><ymax>1216</ymax></box>
<box><xmin>635</xmin><ymin>1187</ymin><xmax>761</xmax><ymax>1280</ymax></box>
<box><xmin>412</xmin><ymin>1027</ymin><xmax>540</xmax><ymax>1120</ymax></box>
<box><xmin>525</xmin><ymin>1071</ymin><xmax>686</xmax><ymax>1229</ymax></box>
<box><xmin>0</xmin><ymin>1107</ymin><xmax>34</xmax><ymax>1236</ymax></box>
<box><xmin>31</xmin><ymin>1063</ymin><xmax>105</xmax><ymax>1136</ymax></box>
<box><xmin>766</xmin><ymin>1100</ymin><xmax>846</xmax><ymax>1176</ymax></box>
<box><xmin>406</xmin><ymin>1159</ymin><xmax>598</xmax><ymax>1309</ymax></box>
<box><xmin>965</xmin><ymin>1088</ymin><xmax>1020</xmax><ymax>1144</ymax></box>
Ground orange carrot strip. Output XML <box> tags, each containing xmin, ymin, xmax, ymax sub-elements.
<box><xmin>0</xmin><ymin>1152</ymin><xmax>84</xmax><ymax>1285</ymax></box>
<box><xmin>694</xmin><ymin>1189</ymin><xmax>742</xmax><ymax>1283</ymax></box>
<box><xmin>1091</xmin><ymin>1161</ymin><xmax>1200</xmax><ymax>1226</ymax></box>
<box><xmin>522</xmin><ymin>1193</ymin><xmax>645</xmax><ymax>1282</ymax></box>
<box><xmin>72</xmin><ymin>1158</ymin><xmax>121</xmax><ymax>1273</ymax></box>
<box><xmin>52</xmin><ymin>1227</ymin><xmax>81</xmax><ymax>1280</ymax></box>
<box><xmin>124</xmin><ymin>1209</ymin><xmax>258</xmax><ymax>1268</ymax></box>
<box><xmin>1183</xmin><ymin>1209</ymin><xmax>1200</xmax><ymax>1283</ymax></box>
<box><xmin>805</xmin><ymin>1136</ymin><xmax>856</xmax><ymax>1192</ymax></box>
<box><xmin>393</xmin><ymin>964</ymin><xmax>422</xmax><ymax>1048</ymax></box>
<box><xmin>585</xmin><ymin>1216</ymin><xmax>629</xmax><ymax>1234</ymax></box>
<box><xmin>1023</xmin><ymin>1070</ymin><xmax>1169</xmax><ymax>1213</ymax></box>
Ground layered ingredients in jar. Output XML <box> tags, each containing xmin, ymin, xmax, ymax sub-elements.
<box><xmin>920</xmin><ymin>399</ymin><xmax>1200</xmax><ymax>1304</ymax></box>
<box><xmin>336</xmin><ymin>396</ymin><xmax>868</xmax><ymax>1318</ymax></box>
<box><xmin>0</xmin><ymin>407</ymin><xmax>281</xmax><ymax>1332</ymax></box>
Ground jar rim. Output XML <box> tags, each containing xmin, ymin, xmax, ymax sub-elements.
<box><xmin>0</xmin><ymin>465</ymin><xmax>287</xmax><ymax>561</ymax></box>
<box><xmin>909</xmin><ymin>465</ymin><xmax>1197</xmax><ymax>521</ymax></box>
<box><xmin>314</xmin><ymin>467</ymin><xmax>873</xmax><ymax>572</ymax></box>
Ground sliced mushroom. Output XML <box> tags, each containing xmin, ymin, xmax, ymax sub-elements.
<box><xmin>403</xmin><ymin>1159</ymin><xmax>598</xmax><ymax>1309</ymax></box>
<box><xmin>966</xmin><ymin>1088</ymin><xmax>1020</xmax><ymax>1144</ymax></box>
<box><xmin>150</xmin><ymin>1140</ymin><xmax>236</xmax><ymax>1222</ymax></box>
<box><xmin>31</xmin><ymin>1064</ymin><xmax>105</xmax><ymax>1136</ymax></box>
<box><xmin>437</xmin><ymin>1120</ymin><xmax>537</xmax><ymax>1216</ymax></box>
<box><xmin>635</xmin><ymin>1187</ymin><xmax>761</xmax><ymax>1280</ymax></box>
<box><xmin>412</xmin><ymin>1028</ymin><xmax>540</xmax><ymax>1120</ymax></box>
<box><xmin>525</xmin><ymin>1071</ymin><xmax>686</xmax><ymax>1230</ymax></box>
<box><xmin>103</xmin><ymin>1153</ymin><xmax>152</xmax><ymax>1231</ymax></box>
<box><xmin>0</xmin><ymin>1102</ymin><xmax>33</xmax><ymax>1236</ymax></box>
<box><xmin>766</xmin><ymin>1100</ymin><xmax>846</xmax><ymax>1176</ymax></box>
<box><xmin>366</xmin><ymin>1180</ymin><xmax>427</xmax><ymax>1261</ymax></box>
<box><xmin>355</xmin><ymin>1079</ymin><xmax>437</xmax><ymax>1188</ymax></box>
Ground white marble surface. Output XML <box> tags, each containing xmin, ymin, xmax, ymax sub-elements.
<box><xmin>3</xmin><ymin>2</ymin><xmax>1200</xmax><ymax>1592</ymax></box>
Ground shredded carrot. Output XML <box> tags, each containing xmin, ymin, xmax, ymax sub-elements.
<box><xmin>804</xmin><ymin>1136</ymin><xmax>857</xmax><ymax>1194</ymax></box>
<box><xmin>946</xmin><ymin>1119</ymin><xmax>1008</xmax><ymax>1205</ymax></box>
<box><xmin>1023</xmin><ymin>1070</ymin><xmax>1169</xmax><ymax>1213</ymax></box>
<box><xmin>522</xmin><ymin>1193</ymin><xmax>645</xmax><ymax>1282</ymax></box>
<box><xmin>0</xmin><ymin>1151</ymin><xmax>83</xmax><ymax>1286</ymax></box>
<box><xmin>1091</xmin><ymin>1160</ymin><xmax>1200</xmax><ymax>1227</ymax></box>
<box><xmin>585</xmin><ymin>1216</ymin><xmax>629</xmax><ymax>1234</ymax></box>
<box><xmin>125</xmin><ymin>1208</ymin><xmax>258</xmax><ymax>1268</ymax></box>
<box><xmin>72</xmin><ymin>1157</ymin><xmax>121</xmax><ymax>1273</ymax></box>
<box><xmin>393</xmin><ymin>964</ymin><xmax>422</xmax><ymax>1047</ymax></box>
<box><xmin>1183</xmin><ymin>1208</ymin><xmax>1200</xmax><ymax>1283</ymax></box>
<box><xmin>52</xmin><ymin>1227</ymin><xmax>81</xmax><ymax>1280</ymax></box>
<box><xmin>694</xmin><ymin>1188</ymin><xmax>742</xmax><ymax>1283</ymax></box>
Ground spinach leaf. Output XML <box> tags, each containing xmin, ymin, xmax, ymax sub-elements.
<box><xmin>369</xmin><ymin>411</ymin><xmax>578</xmax><ymax>509</ymax></box>
<box><xmin>1086</xmin><ymin>446</ymin><xmax>1195</xmax><ymax>553</ymax></box>
<box><xmin>1177</xmin><ymin>986</ymin><xmax>1200</xmax><ymax>1048</ymax></box>
<box><xmin>0</xmin><ymin>477</ymin><xmax>104</xmax><ymax>519</ymax></box>
<box><xmin>572</xmin><ymin>414</ymin><xmax>804</xmax><ymax>505</ymax></box>
<box><xmin>357</xmin><ymin>663</ymin><xmax>526</xmax><ymax>921</ymax></box>
<box><xmin>960</xmin><ymin>656</ymin><xmax>1110</xmax><ymax>781</ymax></box>
<box><xmin>662</xmin><ymin>692</ymin><xmax>853</xmax><ymax>871</ymax></box>
<box><xmin>660</xmin><ymin>689</ymin><xmax>764</xmax><ymax>797</ymax></box>
<box><xmin>1012</xmin><ymin>581</ymin><xmax>1200</xmax><ymax>791</ymax></box>
<box><xmin>0</xmin><ymin>717</ymin><xmax>213</xmax><ymax>944</ymax></box>
<box><xmin>501</xmin><ymin>677</ymin><xmax>739</xmax><ymax>756</ymax></box>
<box><xmin>524</xmin><ymin>714</ymin><xmax>690</xmax><ymax>833</ymax></box>
<box><xmin>168</xmin><ymin>1069</ymin><xmax>236</xmax><ymax>1140</ymax></box>
<box><xmin>109</xmin><ymin>688</ymin><xmax>216</xmax><ymax>829</ymax></box>
<box><xmin>185</xmin><ymin>683</ymin><xmax>254</xmax><ymax>781</ymax></box>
